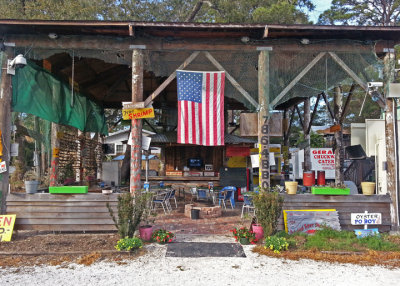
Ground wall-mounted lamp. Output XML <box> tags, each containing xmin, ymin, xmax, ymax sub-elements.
<box><xmin>48</xmin><ymin>33</ymin><xmax>58</xmax><ymax>39</ymax></box>
<box><xmin>241</xmin><ymin>36</ymin><xmax>250</xmax><ymax>43</ymax></box>
<box><xmin>7</xmin><ymin>54</ymin><xmax>27</xmax><ymax>75</ymax></box>
<box><xmin>301</xmin><ymin>38</ymin><xmax>310</xmax><ymax>45</ymax></box>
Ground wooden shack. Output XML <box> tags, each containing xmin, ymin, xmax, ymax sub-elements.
<box><xmin>1</xmin><ymin>21</ymin><xmax>400</xmax><ymax>231</ymax></box>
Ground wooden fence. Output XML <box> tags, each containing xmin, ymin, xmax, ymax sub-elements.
<box><xmin>6</xmin><ymin>193</ymin><xmax>392</xmax><ymax>232</ymax></box>
<box><xmin>6</xmin><ymin>193</ymin><xmax>118</xmax><ymax>231</ymax></box>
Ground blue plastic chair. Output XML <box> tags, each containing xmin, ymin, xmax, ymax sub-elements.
<box><xmin>241</xmin><ymin>195</ymin><xmax>255</xmax><ymax>218</ymax></box>
<box><xmin>197</xmin><ymin>189</ymin><xmax>208</xmax><ymax>201</ymax></box>
<box><xmin>218</xmin><ymin>186</ymin><xmax>236</xmax><ymax>209</ymax></box>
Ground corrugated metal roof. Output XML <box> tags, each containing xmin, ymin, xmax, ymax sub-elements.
<box><xmin>1</xmin><ymin>19</ymin><xmax>400</xmax><ymax>40</ymax></box>
<box><xmin>150</xmin><ymin>131</ymin><xmax>256</xmax><ymax>144</ymax></box>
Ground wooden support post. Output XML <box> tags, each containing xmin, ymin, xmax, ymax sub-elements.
<box><xmin>34</xmin><ymin>116</ymin><xmax>41</xmax><ymax>179</ymax></box>
<box><xmin>334</xmin><ymin>87</ymin><xmax>344</xmax><ymax>185</ymax></box>
<box><xmin>0</xmin><ymin>48</ymin><xmax>13</xmax><ymax>213</ymax></box>
<box><xmin>258</xmin><ymin>50</ymin><xmax>270</xmax><ymax>190</ymax></box>
<box><xmin>49</xmin><ymin>123</ymin><xmax>60</xmax><ymax>186</ymax></box>
<box><xmin>384</xmin><ymin>52</ymin><xmax>399</xmax><ymax>229</ymax></box>
<box><xmin>303</xmin><ymin>97</ymin><xmax>311</xmax><ymax>172</ymax></box>
<box><xmin>130</xmin><ymin>49</ymin><xmax>143</xmax><ymax>193</ymax></box>
<box><xmin>282</xmin><ymin>109</ymin><xmax>290</xmax><ymax>180</ymax></box>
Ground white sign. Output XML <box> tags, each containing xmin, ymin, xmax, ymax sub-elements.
<box><xmin>311</xmin><ymin>148</ymin><xmax>335</xmax><ymax>170</ymax></box>
<box><xmin>0</xmin><ymin>161</ymin><xmax>7</xmax><ymax>173</ymax></box>
<box><xmin>351</xmin><ymin>212</ymin><xmax>382</xmax><ymax>225</ymax></box>
<box><xmin>128</xmin><ymin>134</ymin><xmax>151</xmax><ymax>150</ymax></box>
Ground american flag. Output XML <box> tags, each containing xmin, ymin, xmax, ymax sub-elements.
<box><xmin>177</xmin><ymin>70</ymin><xmax>225</xmax><ymax>146</ymax></box>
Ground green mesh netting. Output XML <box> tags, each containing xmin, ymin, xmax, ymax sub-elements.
<box><xmin>269</xmin><ymin>40</ymin><xmax>384</xmax><ymax>108</ymax></box>
<box><xmin>11</xmin><ymin>61</ymin><xmax>108</xmax><ymax>135</ymax></box>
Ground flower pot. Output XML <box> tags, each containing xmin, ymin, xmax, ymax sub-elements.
<box><xmin>361</xmin><ymin>182</ymin><xmax>376</xmax><ymax>195</ymax></box>
<box><xmin>239</xmin><ymin>237</ymin><xmax>250</xmax><ymax>245</ymax></box>
<box><xmin>285</xmin><ymin>181</ymin><xmax>298</xmax><ymax>195</ymax></box>
<box><xmin>139</xmin><ymin>225</ymin><xmax>153</xmax><ymax>241</ymax></box>
<box><xmin>252</xmin><ymin>223</ymin><xmax>264</xmax><ymax>241</ymax></box>
<box><xmin>25</xmin><ymin>180</ymin><xmax>39</xmax><ymax>194</ymax></box>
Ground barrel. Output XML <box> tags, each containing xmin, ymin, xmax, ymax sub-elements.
<box><xmin>317</xmin><ymin>171</ymin><xmax>326</xmax><ymax>185</ymax></box>
<box><xmin>303</xmin><ymin>171</ymin><xmax>315</xmax><ymax>186</ymax></box>
<box><xmin>191</xmin><ymin>209</ymin><xmax>200</xmax><ymax>219</ymax></box>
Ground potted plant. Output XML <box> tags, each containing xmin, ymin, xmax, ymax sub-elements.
<box><xmin>139</xmin><ymin>207</ymin><xmax>157</xmax><ymax>242</ymax></box>
<box><xmin>230</xmin><ymin>227</ymin><xmax>257</xmax><ymax>245</ymax></box>
<box><xmin>152</xmin><ymin>229</ymin><xmax>175</xmax><ymax>244</ymax></box>
<box><xmin>24</xmin><ymin>169</ymin><xmax>40</xmax><ymax>194</ymax></box>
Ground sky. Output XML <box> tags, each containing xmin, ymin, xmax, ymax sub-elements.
<box><xmin>309</xmin><ymin>0</ymin><xmax>332</xmax><ymax>23</ymax></box>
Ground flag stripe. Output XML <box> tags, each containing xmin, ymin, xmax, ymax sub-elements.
<box><xmin>213</xmin><ymin>73</ymin><xmax>218</xmax><ymax>146</ymax></box>
<box><xmin>220</xmin><ymin>73</ymin><xmax>225</xmax><ymax>145</ymax></box>
<box><xmin>184</xmin><ymin>100</ymin><xmax>189</xmax><ymax>144</ymax></box>
<box><xmin>205</xmin><ymin>73</ymin><xmax>210</xmax><ymax>146</ymax></box>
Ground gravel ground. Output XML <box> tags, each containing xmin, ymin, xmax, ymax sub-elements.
<box><xmin>1</xmin><ymin>234</ymin><xmax>400</xmax><ymax>286</ymax></box>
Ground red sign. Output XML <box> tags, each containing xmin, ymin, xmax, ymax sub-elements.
<box><xmin>226</xmin><ymin>146</ymin><xmax>250</xmax><ymax>157</ymax></box>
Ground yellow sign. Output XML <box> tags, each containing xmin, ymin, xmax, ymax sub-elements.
<box><xmin>122</xmin><ymin>107</ymin><xmax>155</xmax><ymax>120</ymax></box>
<box><xmin>0</xmin><ymin>214</ymin><xmax>16</xmax><ymax>242</ymax></box>
<box><xmin>53</xmin><ymin>148</ymin><xmax>59</xmax><ymax>158</ymax></box>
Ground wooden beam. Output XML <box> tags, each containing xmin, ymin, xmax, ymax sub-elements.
<box><xmin>0</xmin><ymin>47</ymin><xmax>13</xmax><ymax>213</ymax></box>
<box><xmin>295</xmin><ymin>105</ymin><xmax>304</xmax><ymax>129</ymax></box>
<box><xmin>384</xmin><ymin>51</ymin><xmax>399</xmax><ymax>229</ymax></box>
<box><xmin>144</xmin><ymin>51</ymin><xmax>200</xmax><ymax>107</ymax></box>
<box><xmin>303</xmin><ymin>97</ymin><xmax>311</xmax><ymax>171</ymax></box>
<box><xmin>286</xmin><ymin>106</ymin><xmax>296</xmax><ymax>141</ymax></box>
<box><xmin>307</xmin><ymin>93</ymin><xmax>322</xmax><ymax>135</ymax></box>
<box><xmin>130</xmin><ymin>49</ymin><xmax>144</xmax><ymax>193</ymax></box>
<box><xmin>143</xmin><ymin>119</ymin><xmax>158</xmax><ymax>134</ymax></box>
<box><xmin>321</xmin><ymin>92</ymin><xmax>335</xmax><ymax>120</ymax></box>
<box><xmin>270</xmin><ymin>52</ymin><xmax>326</xmax><ymax>107</ymax></box>
<box><xmin>103</xmin><ymin>73</ymin><xmax>131</xmax><ymax>100</ymax></box>
<box><xmin>329</xmin><ymin>52</ymin><xmax>368</xmax><ymax>90</ymax></box>
<box><xmin>339</xmin><ymin>84</ymin><xmax>355</xmax><ymax>124</ymax></box>
<box><xmin>204</xmin><ymin>51</ymin><xmax>259</xmax><ymax>109</ymax></box>
<box><xmin>258</xmin><ymin>49</ymin><xmax>270</xmax><ymax>190</ymax></box>
<box><xmin>334</xmin><ymin>86</ymin><xmax>344</xmax><ymax>185</ymax></box>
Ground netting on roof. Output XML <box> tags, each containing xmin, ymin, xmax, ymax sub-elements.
<box><xmin>268</xmin><ymin>40</ymin><xmax>383</xmax><ymax>108</ymax></box>
<box><xmin>145</xmin><ymin>50</ymin><xmax>259</xmax><ymax>110</ymax></box>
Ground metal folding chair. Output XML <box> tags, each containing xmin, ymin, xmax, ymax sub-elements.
<box><xmin>241</xmin><ymin>195</ymin><xmax>255</xmax><ymax>218</ymax></box>
<box><xmin>152</xmin><ymin>191</ymin><xmax>169</xmax><ymax>214</ymax></box>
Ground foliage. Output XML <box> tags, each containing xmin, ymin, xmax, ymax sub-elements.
<box><xmin>318</xmin><ymin>0</ymin><xmax>400</xmax><ymax>26</ymax></box>
<box><xmin>303</xmin><ymin>227</ymin><xmax>400</xmax><ymax>252</ymax></box>
<box><xmin>152</xmin><ymin>229</ymin><xmax>175</xmax><ymax>244</ymax></box>
<box><xmin>294</xmin><ymin>130</ymin><xmax>325</xmax><ymax>148</ymax></box>
<box><xmin>0</xmin><ymin>0</ymin><xmax>314</xmax><ymax>24</ymax></box>
<box><xmin>252</xmin><ymin>190</ymin><xmax>284</xmax><ymax>236</ymax></box>
<box><xmin>231</xmin><ymin>227</ymin><xmax>258</xmax><ymax>244</ymax></box>
<box><xmin>264</xmin><ymin>235</ymin><xmax>289</xmax><ymax>253</ymax></box>
<box><xmin>115</xmin><ymin>236</ymin><xmax>143</xmax><ymax>252</ymax></box>
<box><xmin>23</xmin><ymin>169</ymin><xmax>38</xmax><ymax>181</ymax></box>
<box><xmin>107</xmin><ymin>191</ymin><xmax>152</xmax><ymax>239</ymax></box>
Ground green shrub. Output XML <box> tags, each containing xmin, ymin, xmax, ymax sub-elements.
<box><xmin>264</xmin><ymin>235</ymin><xmax>289</xmax><ymax>253</ymax></box>
<box><xmin>252</xmin><ymin>190</ymin><xmax>284</xmax><ymax>236</ymax></box>
<box><xmin>115</xmin><ymin>237</ymin><xmax>143</xmax><ymax>251</ymax></box>
<box><xmin>107</xmin><ymin>191</ymin><xmax>152</xmax><ymax>239</ymax></box>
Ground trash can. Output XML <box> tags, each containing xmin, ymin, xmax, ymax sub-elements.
<box><xmin>191</xmin><ymin>209</ymin><xmax>200</xmax><ymax>220</ymax></box>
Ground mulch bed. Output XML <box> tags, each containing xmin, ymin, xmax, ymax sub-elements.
<box><xmin>0</xmin><ymin>232</ymin><xmax>146</xmax><ymax>268</ymax></box>
<box><xmin>252</xmin><ymin>246</ymin><xmax>400</xmax><ymax>268</ymax></box>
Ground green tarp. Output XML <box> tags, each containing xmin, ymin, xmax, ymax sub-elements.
<box><xmin>12</xmin><ymin>61</ymin><xmax>108</xmax><ymax>135</ymax></box>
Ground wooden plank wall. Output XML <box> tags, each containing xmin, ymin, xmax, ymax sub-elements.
<box><xmin>6</xmin><ymin>193</ymin><xmax>392</xmax><ymax>232</ymax></box>
<box><xmin>279</xmin><ymin>194</ymin><xmax>392</xmax><ymax>232</ymax></box>
<box><xmin>6</xmin><ymin>193</ymin><xmax>118</xmax><ymax>231</ymax></box>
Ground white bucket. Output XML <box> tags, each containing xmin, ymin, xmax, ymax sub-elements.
<box><xmin>25</xmin><ymin>181</ymin><xmax>39</xmax><ymax>194</ymax></box>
